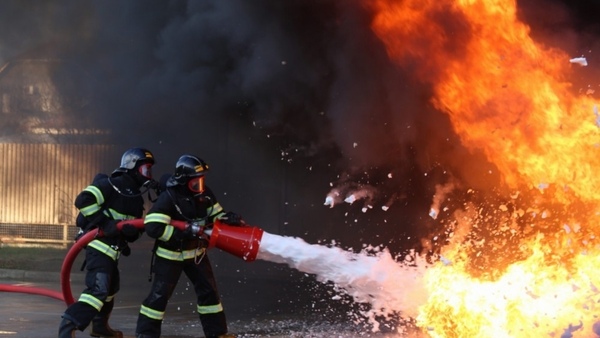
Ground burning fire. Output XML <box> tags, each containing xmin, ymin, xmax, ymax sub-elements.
<box><xmin>367</xmin><ymin>0</ymin><xmax>600</xmax><ymax>336</ymax></box>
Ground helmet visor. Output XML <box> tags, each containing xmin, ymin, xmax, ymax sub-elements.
<box><xmin>138</xmin><ymin>163</ymin><xmax>153</xmax><ymax>179</ymax></box>
<box><xmin>188</xmin><ymin>176</ymin><xmax>205</xmax><ymax>193</ymax></box>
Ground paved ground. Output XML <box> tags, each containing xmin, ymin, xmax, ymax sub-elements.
<box><xmin>0</xmin><ymin>275</ymin><xmax>406</xmax><ymax>338</ymax></box>
<box><xmin>0</xmin><ymin>240</ymin><xmax>414</xmax><ymax>338</ymax></box>
<box><xmin>0</xmin><ymin>277</ymin><xmax>330</xmax><ymax>338</ymax></box>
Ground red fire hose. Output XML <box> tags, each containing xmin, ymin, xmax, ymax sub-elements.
<box><xmin>60</xmin><ymin>219</ymin><xmax>187</xmax><ymax>305</ymax></box>
<box><xmin>1</xmin><ymin>218</ymin><xmax>262</xmax><ymax>307</ymax></box>
<box><xmin>0</xmin><ymin>283</ymin><xmax>65</xmax><ymax>301</ymax></box>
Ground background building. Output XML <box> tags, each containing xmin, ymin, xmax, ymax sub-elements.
<box><xmin>0</xmin><ymin>58</ymin><xmax>117</xmax><ymax>247</ymax></box>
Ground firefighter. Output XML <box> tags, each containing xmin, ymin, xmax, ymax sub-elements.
<box><xmin>59</xmin><ymin>147</ymin><xmax>157</xmax><ymax>338</ymax></box>
<box><xmin>135</xmin><ymin>154</ymin><xmax>242</xmax><ymax>338</ymax></box>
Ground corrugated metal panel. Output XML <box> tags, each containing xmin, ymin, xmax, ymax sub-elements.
<box><xmin>0</xmin><ymin>144</ymin><xmax>117</xmax><ymax>225</ymax></box>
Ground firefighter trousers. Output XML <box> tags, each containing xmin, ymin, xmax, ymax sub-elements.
<box><xmin>135</xmin><ymin>254</ymin><xmax>227</xmax><ymax>338</ymax></box>
<box><xmin>62</xmin><ymin>248</ymin><xmax>121</xmax><ymax>329</ymax></box>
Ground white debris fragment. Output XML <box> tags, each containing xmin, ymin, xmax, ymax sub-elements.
<box><xmin>344</xmin><ymin>195</ymin><xmax>356</xmax><ymax>204</ymax></box>
<box><xmin>429</xmin><ymin>208</ymin><xmax>438</xmax><ymax>219</ymax></box>
<box><xmin>440</xmin><ymin>256</ymin><xmax>452</xmax><ymax>266</ymax></box>
<box><xmin>569</xmin><ymin>57</ymin><xmax>588</xmax><ymax>66</ymax></box>
<box><xmin>324</xmin><ymin>196</ymin><xmax>335</xmax><ymax>208</ymax></box>
<box><xmin>381</xmin><ymin>206</ymin><xmax>389</xmax><ymax>211</ymax></box>
<box><xmin>353</xmin><ymin>142</ymin><xmax>358</xmax><ymax>148</ymax></box>
<box><xmin>387</xmin><ymin>172</ymin><xmax>393</xmax><ymax>178</ymax></box>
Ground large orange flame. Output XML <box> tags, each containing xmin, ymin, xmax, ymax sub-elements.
<box><xmin>368</xmin><ymin>0</ymin><xmax>600</xmax><ymax>336</ymax></box>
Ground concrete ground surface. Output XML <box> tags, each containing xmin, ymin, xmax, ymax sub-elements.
<box><xmin>0</xmin><ymin>241</ymin><xmax>416</xmax><ymax>338</ymax></box>
<box><xmin>0</xmin><ymin>277</ymin><xmax>334</xmax><ymax>338</ymax></box>
<box><xmin>0</xmin><ymin>275</ymin><xmax>406</xmax><ymax>338</ymax></box>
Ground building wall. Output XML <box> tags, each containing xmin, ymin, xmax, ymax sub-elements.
<box><xmin>0</xmin><ymin>143</ymin><xmax>117</xmax><ymax>246</ymax></box>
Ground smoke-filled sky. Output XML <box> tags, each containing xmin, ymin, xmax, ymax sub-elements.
<box><xmin>0</xmin><ymin>0</ymin><xmax>597</xmax><ymax>167</ymax></box>
<box><xmin>0</xmin><ymin>0</ymin><xmax>598</xmax><ymax>244</ymax></box>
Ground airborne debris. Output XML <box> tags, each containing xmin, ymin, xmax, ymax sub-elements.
<box><xmin>439</xmin><ymin>256</ymin><xmax>452</xmax><ymax>266</ymax></box>
<box><xmin>429</xmin><ymin>208</ymin><xmax>438</xmax><ymax>219</ymax></box>
<box><xmin>560</xmin><ymin>321</ymin><xmax>583</xmax><ymax>338</ymax></box>
<box><xmin>569</xmin><ymin>57</ymin><xmax>588</xmax><ymax>66</ymax></box>
<box><xmin>324</xmin><ymin>196</ymin><xmax>334</xmax><ymax>208</ymax></box>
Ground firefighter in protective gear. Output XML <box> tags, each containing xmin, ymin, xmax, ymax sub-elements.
<box><xmin>135</xmin><ymin>155</ymin><xmax>242</xmax><ymax>338</ymax></box>
<box><xmin>59</xmin><ymin>147</ymin><xmax>156</xmax><ymax>338</ymax></box>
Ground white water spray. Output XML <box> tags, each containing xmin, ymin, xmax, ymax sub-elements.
<box><xmin>256</xmin><ymin>231</ymin><xmax>430</xmax><ymax>331</ymax></box>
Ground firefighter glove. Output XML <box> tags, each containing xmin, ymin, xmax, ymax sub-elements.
<box><xmin>121</xmin><ymin>242</ymin><xmax>131</xmax><ymax>256</ymax></box>
<box><xmin>183</xmin><ymin>222</ymin><xmax>203</xmax><ymax>239</ymax></box>
<box><xmin>219</xmin><ymin>211</ymin><xmax>243</xmax><ymax>226</ymax></box>
<box><xmin>146</xmin><ymin>178</ymin><xmax>160</xmax><ymax>192</ymax></box>
<box><xmin>102</xmin><ymin>220</ymin><xmax>120</xmax><ymax>238</ymax></box>
<box><xmin>121</xmin><ymin>223</ymin><xmax>140</xmax><ymax>242</ymax></box>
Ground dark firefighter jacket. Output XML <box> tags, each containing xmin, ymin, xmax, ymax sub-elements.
<box><xmin>144</xmin><ymin>185</ymin><xmax>226</xmax><ymax>260</ymax></box>
<box><xmin>75</xmin><ymin>173</ymin><xmax>144</xmax><ymax>258</ymax></box>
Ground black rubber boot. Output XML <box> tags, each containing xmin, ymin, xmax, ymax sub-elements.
<box><xmin>90</xmin><ymin>300</ymin><xmax>123</xmax><ymax>338</ymax></box>
<box><xmin>58</xmin><ymin>317</ymin><xmax>77</xmax><ymax>338</ymax></box>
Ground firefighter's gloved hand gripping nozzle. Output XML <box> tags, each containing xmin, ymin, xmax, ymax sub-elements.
<box><xmin>183</xmin><ymin>221</ymin><xmax>205</xmax><ymax>238</ymax></box>
<box><xmin>61</xmin><ymin>218</ymin><xmax>264</xmax><ymax>306</ymax></box>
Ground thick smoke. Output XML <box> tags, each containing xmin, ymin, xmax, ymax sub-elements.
<box><xmin>1</xmin><ymin>0</ymin><xmax>598</xmax><ymax>243</ymax></box>
<box><xmin>0</xmin><ymin>1</ymin><xmax>420</xmax><ymax>165</ymax></box>
<box><xmin>1</xmin><ymin>0</ymin><xmax>598</xmax><ymax>242</ymax></box>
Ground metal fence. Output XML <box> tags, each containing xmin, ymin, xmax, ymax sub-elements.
<box><xmin>0</xmin><ymin>223</ymin><xmax>79</xmax><ymax>248</ymax></box>
<box><xmin>0</xmin><ymin>143</ymin><xmax>117</xmax><ymax>247</ymax></box>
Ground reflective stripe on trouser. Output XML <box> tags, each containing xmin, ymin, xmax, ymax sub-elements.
<box><xmin>135</xmin><ymin>254</ymin><xmax>227</xmax><ymax>337</ymax></box>
<box><xmin>198</xmin><ymin>303</ymin><xmax>223</xmax><ymax>314</ymax></box>
<box><xmin>139</xmin><ymin>304</ymin><xmax>164</xmax><ymax>321</ymax></box>
<box><xmin>79</xmin><ymin>293</ymin><xmax>116</xmax><ymax>311</ymax></box>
